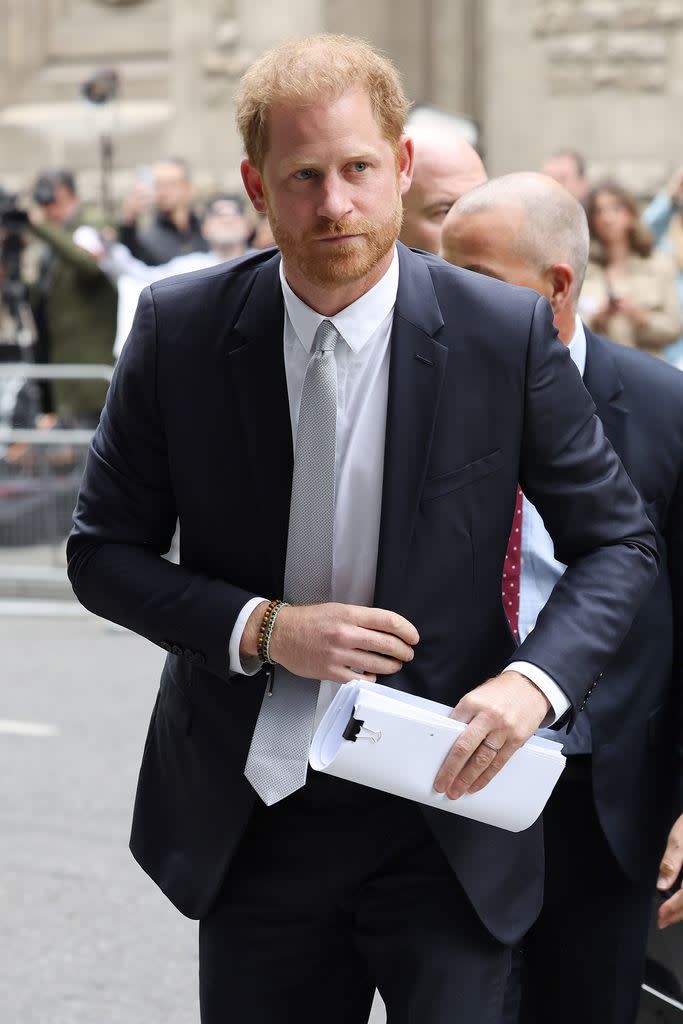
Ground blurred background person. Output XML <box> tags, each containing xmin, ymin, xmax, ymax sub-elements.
<box><xmin>643</xmin><ymin>165</ymin><xmax>683</xmax><ymax>367</ymax></box>
<box><xmin>441</xmin><ymin>172</ymin><xmax>683</xmax><ymax>1024</ymax></box>
<box><xmin>117</xmin><ymin>157</ymin><xmax>207</xmax><ymax>266</ymax></box>
<box><xmin>540</xmin><ymin>149</ymin><xmax>590</xmax><ymax>204</ymax></box>
<box><xmin>28</xmin><ymin>169</ymin><xmax>116</xmax><ymax>427</ymax></box>
<box><xmin>581</xmin><ymin>181</ymin><xmax>680</xmax><ymax>359</ymax></box>
<box><xmin>100</xmin><ymin>193</ymin><xmax>252</xmax><ymax>357</ymax></box>
<box><xmin>0</xmin><ymin>217</ymin><xmax>39</xmax><ymax>434</ymax></box>
<box><xmin>399</xmin><ymin>118</ymin><xmax>487</xmax><ymax>254</ymax></box>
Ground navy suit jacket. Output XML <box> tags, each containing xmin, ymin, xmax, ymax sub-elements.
<box><xmin>67</xmin><ymin>244</ymin><xmax>658</xmax><ymax>944</ymax></box>
<box><xmin>578</xmin><ymin>329</ymin><xmax>683</xmax><ymax>880</ymax></box>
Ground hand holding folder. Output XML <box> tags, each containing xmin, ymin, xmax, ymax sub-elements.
<box><xmin>310</xmin><ymin>681</ymin><xmax>566</xmax><ymax>832</ymax></box>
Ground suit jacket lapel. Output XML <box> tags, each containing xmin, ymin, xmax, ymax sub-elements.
<box><xmin>582</xmin><ymin>327</ymin><xmax>628</xmax><ymax>460</ymax></box>
<box><xmin>374</xmin><ymin>245</ymin><xmax>449</xmax><ymax>607</ymax></box>
<box><xmin>227</xmin><ymin>253</ymin><xmax>293</xmax><ymax>593</ymax></box>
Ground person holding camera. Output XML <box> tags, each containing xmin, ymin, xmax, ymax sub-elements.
<box><xmin>580</xmin><ymin>181</ymin><xmax>680</xmax><ymax>359</ymax></box>
<box><xmin>29</xmin><ymin>169</ymin><xmax>116</xmax><ymax>427</ymax></box>
<box><xmin>117</xmin><ymin>158</ymin><xmax>208</xmax><ymax>267</ymax></box>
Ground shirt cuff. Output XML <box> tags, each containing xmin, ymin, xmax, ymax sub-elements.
<box><xmin>228</xmin><ymin>596</ymin><xmax>267</xmax><ymax>676</ymax></box>
<box><xmin>504</xmin><ymin>661</ymin><xmax>570</xmax><ymax>728</ymax></box>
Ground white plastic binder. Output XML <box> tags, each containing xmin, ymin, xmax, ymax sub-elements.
<box><xmin>309</xmin><ymin>680</ymin><xmax>566</xmax><ymax>832</ymax></box>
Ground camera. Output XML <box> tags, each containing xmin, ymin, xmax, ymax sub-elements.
<box><xmin>0</xmin><ymin>187</ymin><xmax>29</xmax><ymax>232</ymax></box>
<box><xmin>32</xmin><ymin>178</ymin><xmax>56</xmax><ymax>207</ymax></box>
<box><xmin>81</xmin><ymin>68</ymin><xmax>119</xmax><ymax>106</ymax></box>
<box><xmin>0</xmin><ymin>188</ymin><xmax>29</xmax><ymax>283</ymax></box>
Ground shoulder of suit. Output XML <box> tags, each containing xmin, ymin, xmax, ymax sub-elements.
<box><xmin>590</xmin><ymin>330</ymin><xmax>683</xmax><ymax>407</ymax></box>
<box><xmin>147</xmin><ymin>247</ymin><xmax>278</xmax><ymax>304</ymax></box>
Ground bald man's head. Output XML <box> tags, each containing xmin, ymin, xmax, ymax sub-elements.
<box><xmin>440</xmin><ymin>172</ymin><xmax>589</xmax><ymax>342</ymax></box>
<box><xmin>400</xmin><ymin>131</ymin><xmax>487</xmax><ymax>254</ymax></box>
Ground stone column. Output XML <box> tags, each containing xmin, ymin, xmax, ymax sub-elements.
<box><xmin>188</xmin><ymin>0</ymin><xmax>326</xmax><ymax>189</ymax></box>
<box><xmin>430</xmin><ymin>0</ymin><xmax>483</xmax><ymax>122</ymax></box>
<box><xmin>167</xmin><ymin>0</ymin><xmax>215</xmax><ymax>171</ymax></box>
<box><xmin>236</xmin><ymin>0</ymin><xmax>324</xmax><ymax>56</ymax></box>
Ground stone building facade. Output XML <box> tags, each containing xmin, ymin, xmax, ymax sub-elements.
<box><xmin>1</xmin><ymin>0</ymin><xmax>682</xmax><ymax>201</ymax></box>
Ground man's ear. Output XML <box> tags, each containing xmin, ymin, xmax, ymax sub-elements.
<box><xmin>547</xmin><ymin>263</ymin><xmax>574</xmax><ymax>315</ymax></box>
<box><xmin>397</xmin><ymin>135</ymin><xmax>415</xmax><ymax>196</ymax></box>
<box><xmin>241</xmin><ymin>160</ymin><xmax>267</xmax><ymax>214</ymax></box>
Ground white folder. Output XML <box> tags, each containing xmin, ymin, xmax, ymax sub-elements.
<box><xmin>309</xmin><ymin>680</ymin><xmax>566</xmax><ymax>832</ymax></box>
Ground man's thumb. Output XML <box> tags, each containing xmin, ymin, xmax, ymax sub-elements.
<box><xmin>658</xmin><ymin>853</ymin><xmax>678</xmax><ymax>890</ymax></box>
<box><xmin>657</xmin><ymin>868</ymin><xmax>672</xmax><ymax>890</ymax></box>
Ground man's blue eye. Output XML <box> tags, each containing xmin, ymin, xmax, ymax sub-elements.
<box><xmin>353</xmin><ymin>162</ymin><xmax>368</xmax><ymax>172</ymax></box>
<box><xmin>294</xmin><ymin>169</ymin><xmax>315</xmax><ymax>180</ymax></box>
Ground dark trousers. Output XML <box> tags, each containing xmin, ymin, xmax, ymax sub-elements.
<box><xmin>200</xmin><ymin>773</ymin><xmax>510</xmax><ymax>1024</ymax></box>
<box><xmin>502</xmin><ymin>762</ymin><xmax>655</xmax><ymax>1024</ymax></box>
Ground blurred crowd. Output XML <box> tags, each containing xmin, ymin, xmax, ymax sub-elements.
<box><xmin>0</xmin><ymin>158</ymin><xmax>274</xmax><ymax>431</ymax></box>
<box><xmin>1</xmin><ymin>131</ymin><xmax>683</xmax><ymax>434</ymax></box>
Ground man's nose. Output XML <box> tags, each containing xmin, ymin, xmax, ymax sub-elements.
<box><xmin>316</xmin><ymin>174</ymin><xmax>353</xmax><ymax>223</ymax></box>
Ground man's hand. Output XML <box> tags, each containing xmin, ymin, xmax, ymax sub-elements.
<box><xmin>666</xmin><ymin>165</ymin><xmax>683</xmax><ymax>204</ymax></box>
<box><xmin>611</xmin><ymin>295</ymin><xmax>648</xmax><ymax>328</ymax></box>
<box><xmin>657</xmin><ymin>814</ymin><xmax>683</xmax><ymax>929</ymax></box>
<box><xmin>240</xmin><ymin>601</ymin><xmax>419</xmax><ymax>683</ymax></box>
<box><xmin>120</xmin><ymin>180</ymin><xmax>151</xmax><ymax>226</ymax></box>
<box><xmin>433</xmin><ymin>671</ymin><xmax>550</xmax><ymax>799</ymax></box>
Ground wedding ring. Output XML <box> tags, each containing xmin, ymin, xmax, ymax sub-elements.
<box><xmin>482</xmin><ymin>739</ymin><xmax>502</xmax><ymax>753</ymax></box>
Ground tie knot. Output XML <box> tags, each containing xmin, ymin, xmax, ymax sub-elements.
<box><xmin>314</xmin><ymin>319</ymin><xmax>340</xmax><ymax>354</ymax></box>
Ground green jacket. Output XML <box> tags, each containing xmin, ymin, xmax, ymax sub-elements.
<box><xmin>31</xmin><ymin>213</ymin><xmax>117</xmax><ymax>420</ymax></box>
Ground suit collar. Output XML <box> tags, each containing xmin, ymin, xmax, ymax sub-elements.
<box><xmin>228</xmin><ymin>252</ymin><xmax>292</xmax><ymax>593</ymax></box>
<box><xmin>583</xmin><ymin>325</ymin><xmax>627</xmax><ymax>409</ymax></box>
<box><xmin>374</xmin><ymin>245</ymin><xmax>448</xmax><ymax>606</ymax></box>
<box><xmin>582</xmin><ymin>325</ymin><xmax>629</xmax><ymax>457</ymax></box>
<box><xmin>226</xmin><ymin>245</ymin><xmax>451</xmax><ymax>602</ymax></box>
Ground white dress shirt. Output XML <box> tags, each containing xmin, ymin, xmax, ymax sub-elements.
<box><xmin>229</xmin><ymin>249</ymin><xmax>569</xmax><ymax>726</ymax></box>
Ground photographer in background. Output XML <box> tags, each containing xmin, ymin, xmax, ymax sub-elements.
<box><xmin>117</xmin><ymin>158</ymin><xmax>208</xmax><ymax>266</ymax></box>
<box><xmin>0</xmin><ymin>192</ymin><xmax>40</xmax><ymax>432</ymax></box>
<box><xmin>29</xmin><ymin>169</ymin><xmax>116</xmax><ymax>427</ymax></box>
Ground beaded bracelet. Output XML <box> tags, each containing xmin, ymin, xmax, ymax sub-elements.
<box><xmin>256</xmin><ymin>598</ymin><xmax>289</xmax><ymax>665</ymax></box>
<box><xmin>256</xmin><ymin>599</ymin><xmax>280</xmax><ymax>662</ymax></box>
<box><xmin>262</xmin><ymin>600</ymin><xmax>288</xmax><ymax>666</ymax></box>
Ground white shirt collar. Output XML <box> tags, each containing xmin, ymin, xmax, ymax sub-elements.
<box><xmin>279</xmin><ymin>247</ymin><xmax>399</xmax><ymax>354</ymax></box>
<box><xmin>568</xmin><ymin>314</ymin><xmax>587</xmax><ymax>377</ymax></box>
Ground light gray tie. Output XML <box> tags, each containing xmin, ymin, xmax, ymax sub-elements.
<box><xmin>244</xmin><ymin>320</ymin><xmax>340</xmax><ymax>805</ymax></box>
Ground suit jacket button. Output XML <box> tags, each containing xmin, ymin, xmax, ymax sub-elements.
<box><xmin>159</xmin><ymin>640</ymin><xmax>171</xmax><ymax>652</ymax></box>
<box><xmin>171</xmin><ymin>644</ymin><xmax>183</xmax><ymax>657</ymax></box>
<box><xmin>195</xmin><ymin>652</ymin><xmax>206</xmax><ymax>666</ymax></box>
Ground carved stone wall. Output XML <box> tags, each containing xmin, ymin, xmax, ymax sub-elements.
<box><xmin>0</xmin><ymin>0</ymin><xmax>682</xmax><ymax>201</ymax></box>
<box><xmin>484</xmin><ymin>0</ymin><xmax>683</xmax><ymax>194</ymax></box>
<box><xmin>533</xmin><ymin>0</ymin><xmax>683</xmax><ymax>94</ymax></box>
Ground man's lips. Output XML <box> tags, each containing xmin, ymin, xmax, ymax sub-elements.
<box><xmin>314</xmin><ymin>234</ymin><xmax>362</xmax><ymax>243</ymax></box>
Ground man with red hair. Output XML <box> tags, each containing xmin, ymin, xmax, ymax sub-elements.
<box><xmin>68</xmin><ymin>34</ymin><xmax>657</xmax><ymax>1023</ymax></box>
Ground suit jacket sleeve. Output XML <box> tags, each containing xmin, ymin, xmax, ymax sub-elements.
<box><xmin>66</xmin><ymin>286</ymin><xmax>260</xmax><ymax>681</ymax></box>
<box><xmin>511</xmin><ymin>297</ymin><xmax>659</xmax><ymax>726</ymax></box>
<box><xmin>664</xmin><ymin>464</ymin><xmax>683</xmax><ymax>811</ymax></box>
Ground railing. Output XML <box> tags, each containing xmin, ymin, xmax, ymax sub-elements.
<box><xmin>0</xmin><ymin>363</ymin><xmax>113</xmax><ymax>613</ymax></box>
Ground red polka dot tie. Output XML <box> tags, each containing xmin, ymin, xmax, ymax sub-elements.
<box><xmin>502</xmin><ymin>486</ymin><xmax>524</xmax><ymax>639</ymax></box>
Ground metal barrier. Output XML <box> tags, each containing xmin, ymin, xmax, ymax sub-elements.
<box><xmin>0</xmin><ymin>363</ymin><xmax>113</xmax><ymax>612</ymax></box>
